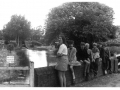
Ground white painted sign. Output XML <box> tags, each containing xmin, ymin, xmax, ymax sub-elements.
<box><xmin>6</xmin><ymin>56</ymin><xmax>14</xmax><ymax>63</ymax></box>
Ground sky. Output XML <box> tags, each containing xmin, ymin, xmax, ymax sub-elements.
<box><xmin>0</xmin><ymin>0</ymin><xmax>120</xmax><ymax>30</ymax></box>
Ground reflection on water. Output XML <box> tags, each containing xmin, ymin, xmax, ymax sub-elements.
<box><xmin>26</xmin><ymin>49</ymin><xmax>48</xmax><ymax>68</ymax></box>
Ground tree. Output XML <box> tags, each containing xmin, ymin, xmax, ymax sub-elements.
<box><xmin>45</xmin><ymin>2</ymin><xmax>118</xmax><ymax>47</ymax></box>
<box><xmin>30</xmin><ymin>26</ymin><xmax>44</xmax><ymax>41</ymax></box>
<box><xmin>3</xmin><ymin>15</ymin><xmax>31</xmax><ymax>46</ymax></box>
<box><xmin>0</xmin><ymin>30</ymin><xmax>3</xmax><ymax>40</ymax></box>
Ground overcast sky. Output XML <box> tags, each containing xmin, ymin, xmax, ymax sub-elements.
<box><xmin>0</xmin><ymin>0</ymin><xmax>120</xmax><ymax>30</ymax></box>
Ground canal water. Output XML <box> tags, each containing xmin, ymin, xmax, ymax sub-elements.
<box><xmin>26</xmin><ymin>49</ymin><xmax>57</xmax><ymax>68</ymax></box>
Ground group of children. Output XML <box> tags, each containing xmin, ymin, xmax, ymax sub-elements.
<box><xmin>69</xmin><ymin>41</ymin><xmax>115</xmax><ymax>83</ymax></box>
<box><xmin>54</xmin><ymin>35</ymin><xmax>117</xmax><ymax>87</ymax></box>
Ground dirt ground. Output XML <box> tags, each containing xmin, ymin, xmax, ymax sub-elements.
<box><xmin>72</xmin><ymin>73</ymin><xmax>120</xmax><ymax>87</ymax></box>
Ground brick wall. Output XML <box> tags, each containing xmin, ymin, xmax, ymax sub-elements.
<box><xmin>34</xmin><ymin>61</ymin><xmax>103</xmax><ymax>87</ymax></box>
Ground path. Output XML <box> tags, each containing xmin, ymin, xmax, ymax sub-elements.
<box><xmin>72</xmin><ymin>73</ymin><xmax>120</xmax><ymax>87</ymax></box>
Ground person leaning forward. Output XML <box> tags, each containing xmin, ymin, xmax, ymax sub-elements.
<box><xmin>77</xmin><ymin>42</ymin><xmax>90</xmax><ymax>80</ymax></box>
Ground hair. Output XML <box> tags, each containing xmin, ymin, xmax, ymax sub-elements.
<box><xmin>68</xmin><ymin>40</ymin><xmax>74</xmax><ymax>45</ymax></box>
<box><xmin>59</xmin><ymin>35</ymin><xmax>67</xmax><ymax>45</ymax></box>
<box><xmin>85</xmin><ymin>43</ymin><xmax>89</xmax><ymax>47</ymax></box>
<box><xmin>80</xmin><ymin>42</ymin><xmax>85</xmax><ymax>46</ymax></box>
<box><xmin>93</xmin><ymin>43</ymin><xmax>97</xmax><ymax>46</ymax></box>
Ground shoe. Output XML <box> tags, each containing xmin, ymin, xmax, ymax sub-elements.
<box><xmin>84</xmin><ymin>72</ymin><xmax>86</xmax><ymax>77</ymax></box>
<box><xmin>94</xmin><ymin>72</ymin><xmax>97</xmax><ymax>77</ymax></box>
<box><xmin>85</xmin><ymin>76</ymin><xmax>88</xmax><ymax>81</ymax></box>
<box><xmin>109</xmin><ymin>71</ymin><xmax>112</xmax><ymax>74</ymax></box>
<box><xmin>105</xmin><ymin>70</ymin><xmax>107</xmax><ymax>74</ymax></box>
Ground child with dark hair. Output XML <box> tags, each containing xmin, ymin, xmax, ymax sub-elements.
<box><xmin>104</xmin><ymin>43</ymin><xmax>111</xmax><ymax>74</ymax></box>
<box><xmin>77</xmin><ymin>42</ymin><xmax>90</xmax><ymax>80</ymax></box>
<box><xmin>98</xmin><ymin>43</ymin><xmax>106</xmax><ymax>75</ymax></box>
<box><xmin>68</xmin><ymin>40</ymin><xmax>81</xmax><ymax>84</ymax></box>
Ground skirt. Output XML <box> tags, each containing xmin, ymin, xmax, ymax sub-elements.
<box><xmin>69</xmin><ymin>60</ymin><xmax>81</xmax><ymax>66</ymax></box>
<box><xmin>55</xmin><ymin>56</ymin><xmax>69</xmax><ymax>71</ymax></box>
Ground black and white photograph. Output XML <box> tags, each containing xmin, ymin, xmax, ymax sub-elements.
<box><xmin>0</xmin><ymin>0</ymin><xmax>119</xmax><ymax>88</ymax></box>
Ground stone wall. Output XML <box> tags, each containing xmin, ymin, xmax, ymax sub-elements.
<box><xmin>34</xmin><ymin>60</ymin><xmax>103</xmax><ymax>87</ymax></box>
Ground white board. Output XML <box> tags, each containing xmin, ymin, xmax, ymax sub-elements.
<box><xmin>6</xmin><ymin>56</ymin><xmax>14</xmax><ymax>63</ymax></box>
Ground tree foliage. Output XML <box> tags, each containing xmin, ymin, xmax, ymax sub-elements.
<box><xmin>45</xmin><ymin>2</ymin><xmax>118</xmax><ymax>47</ymax></box>
<box><xmin>0</xmin><ymin>30</ymin><xmax>3</xmax><ymax>40</ymax></box>
<box><xmin>3</xmin><ymin>15</ymin><xmax>31</xmax><ymax>45</ymax></box>
<box><xmin>30</xmin><ymin>26</ymin><xmax>44</xmax><ymax>41</ymax></box>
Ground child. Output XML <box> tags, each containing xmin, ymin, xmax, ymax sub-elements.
<box><xmin>92</xmin><ymin>43</ymin><xmax>100</xmax><ymax>77</ymax></box>
<box><xmin>85</xmin><ymin>43</ymin><xmax>92</xmax><ymax>80</ymax></box>
<box><xmin>68</xmin><ymin>40</ymin><xmax>81</xmax><ymax>84</ymax></box>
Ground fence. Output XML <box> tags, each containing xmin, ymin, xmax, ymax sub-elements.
<box><xmin>0</xmin><ymin>61</ymin><xmax>34</xmax><ymax>87</ymax></box>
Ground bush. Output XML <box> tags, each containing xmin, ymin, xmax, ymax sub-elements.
<box><xmin>109</xmin><ymin>46</ymin><xmax>120</xmax><ymax>54</ymax></box>
<box><xmin>7</xmin><ymin>44</ymin><xmax>14</xmax><ymax>52</ymax></box>
<box><xmin>105</xmin><ymin>39</ymin><xmax>120</xmax><ymax>47</ymax></box>
<box><xmin>108</xmin><ymin>43</ymin><xmax>120</xmax><ymax>47</ymax></box>
<box><xmin>4</xmin><ymin>40</ymin><xmax>9</xmax><ymax>45</ymax></box>
<box><xmin>10</xmin><ymin>41</ymin><xmax>17</xmax><ymax>47</ymax></box>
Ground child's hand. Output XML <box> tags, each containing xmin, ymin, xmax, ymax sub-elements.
<box><xmin>80</xmin><ymin>60</ymin><xmax>83</xmax><ymax>63</ymax></box>
<box><xmin>99</xmin><ymin>58</ymin><xmax>102</xmax><ymax>61</ymax></box>
<box><xmin>57</xmin><ymin>53</ymin><xmax>62</xmax><ymax>57</ymax></box>
<box><xmin>84</xmin><ymin>60</ymin><xmax>87</xmax><ymax>62</ymax></box>
<box><xmin>92</xmin><ymin>59</ymin><xmax>95</xmax><ymax>62</ymax></box>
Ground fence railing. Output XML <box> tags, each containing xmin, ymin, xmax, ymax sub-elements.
<box><xmin>0</xmin><ymin>61</ymin><xmax>34</xmax><ymax>87</ymax></box>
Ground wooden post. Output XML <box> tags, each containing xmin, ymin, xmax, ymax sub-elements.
<box><xmin>29</xmin><ymin>62</ymin><xmax>34</xmax><ymax>87</ymax></box>
<box><xmin>9</xmin><ymin>63</ymin><xmax>10</xmax><ymax>84</ymax></box>
<box><xmin>47</xmin><ymin>55</ymin><xmax>49</xmax><ymax>66</ymax></box>
<box><xmin>114</xmin><ymin>58</ymin><xmax>118</xmax><ymax>73</ymax></box>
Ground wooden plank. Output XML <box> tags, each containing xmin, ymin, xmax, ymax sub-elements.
<box><xmin>110</xmin><ymin>58</ymin><xmax>114</xmax><ymax>73</ymax></box>
<box><xmin>114</xmin><ymin>59</ymin><xmax>118</xmax><ymax>73</ymax></box>
<box><xmin>0</xmin><ymin>84</ymin><xmax>29</xmax><ymax>87</ymax></box>
<box><xmin>0</xmin><ymin>62</ymin><xmax>34</xmax><ymax>87</ymax></box>
<box><xmin>0</xmin><ymin>67</ymin><xmax>29</xmax><ymax>70</ymax></box>
<box><xmin>29</xmin><ymin>62</ymin><xmax>34</xmax><ymax>87</ymax></box>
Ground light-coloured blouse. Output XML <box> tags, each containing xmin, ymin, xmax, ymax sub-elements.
<box><xmin>57</xmin><ymin>44</ymin><xmax>68</xmax><ymax>55</ymax></box>
<box><xmin>68</xmin><ymin>47</ymin><xmax>77</xmax><ymax>62</ymax></box>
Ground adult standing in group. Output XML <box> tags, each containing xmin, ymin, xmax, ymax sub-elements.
<box><xmin>77</xmin><ymin>42</ymin><xmax>90</xmax><ymax>80</ymax></box>
<box><xmin>104</xmin><ymin>43</ymin><xmax>111</xmax><ymax>74</ymax></box>
<box><xmin>55</xmin><ymin>36</ymin><xmax>69</xmax><ymax>87</ymax></box>
<box><xmin>98</xmin><ymin>43</ymin><xmax>106</xmax><ymax>75</ymax></box>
